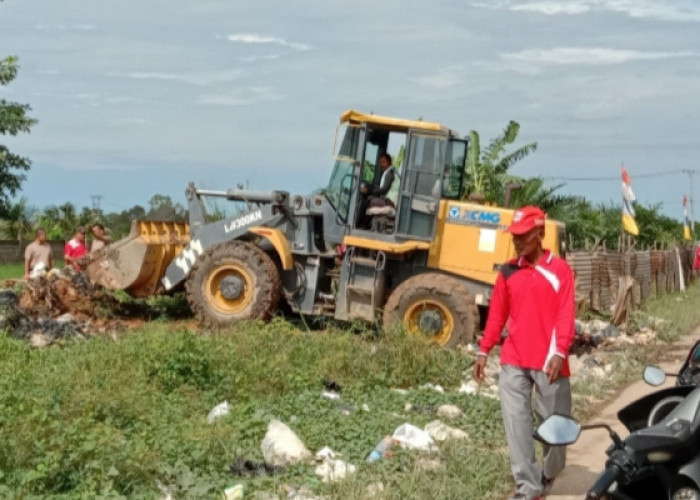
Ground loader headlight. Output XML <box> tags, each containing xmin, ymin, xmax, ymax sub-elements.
<box><xmin>646</xmin><ymin>451</ymin><xmax>672</xmax><ymax>463</ymax></box>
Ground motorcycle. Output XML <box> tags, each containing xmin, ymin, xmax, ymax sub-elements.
<box><xmin>620</xmin><ymin>338</ymin><xmax>700</xmax><ymax>431</ymax></box>
<box><xmin>534</xmin><ymin>340</ymin><xmax>700</xmax><ymax>500</ymax></box>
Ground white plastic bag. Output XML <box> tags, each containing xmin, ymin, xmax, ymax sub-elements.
<box><xmin>261</xmin><ymin>420</ymin><xmax>312</xmax><ymax>467</ymax></box>
<box><xmin>392</xmin><ymin>423</ymin><xmax>436</xmax><ymax>451</ymax></box>
<box><xmin>207</xmin><ymin>401</ymin><xmax>231</xmax><ymax>424</ymax></box>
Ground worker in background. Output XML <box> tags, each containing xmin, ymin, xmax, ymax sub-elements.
<box><xmin>473</xmin><ymin>206</ymin><xmax>575</xmax><ymax>500</ymax></box>
<box><xmin>64</xmin><ymin>226</ymin><xmax>88</xmax><ymax>271</ymax></box>
<box><xmin>90</xmin><ymin>223</ymin><xmax>111</xmax><ymax>255</ymax></box>
<box><xmin>694</xmin><ymin>242</ymin><xmax>700</xmax><ymax>275</ymax></box>
<box><xmin>24</xmin><ymin>228</ymin><xmax>54</xmax><ymax>279</ymax></box>
<box><xmin>359</xmin><ymin>153</ymin><xmax>396</xmax><ymax>228</ymax></box>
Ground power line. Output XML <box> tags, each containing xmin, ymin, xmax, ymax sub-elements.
<box><xmin>545</xmin><ymin>169</ymin><xmax>691</xmax><ymax>182</ymax></box>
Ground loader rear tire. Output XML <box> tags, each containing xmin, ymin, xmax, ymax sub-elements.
<box><xmin>382</xmin><ymin>273</ymin><xmax>479</xmax><ymax>348</ymax></box>
<box><xmin>186</xmin><ymin>241</ymin><xmax>281</xmax><ymax>328</ymax></box>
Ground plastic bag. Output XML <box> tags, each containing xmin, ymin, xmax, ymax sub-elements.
<box><xmin>392</xmin><ymin>423</ymin><xmax>436</xmax><ymax>451</ymax></box>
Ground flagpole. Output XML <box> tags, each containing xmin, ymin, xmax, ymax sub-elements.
<box><xmin>683</xmin><ymin>169</ymin><xmax>696</xmax><ymax>233</ymax></box>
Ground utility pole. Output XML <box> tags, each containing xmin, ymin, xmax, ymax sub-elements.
<box><xmin>90</xmin><ymin>195</ymin><xmax>103</xmax><ymax>219</ymax></box>
<box><xmin>682</xmin><ymin>170</ymin><xmax>696</xmax><ymax>232</ymax></box>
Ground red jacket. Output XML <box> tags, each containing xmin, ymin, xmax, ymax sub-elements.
<box><xmin>694</xmin><ymin>245</ymin><xmax>700</xmax><ymax>271</ymax></box>
<box><xmin>65</xmin><ymin>238</ymin><xmax>87</xmax><ymax>270</ymax></box>
<box><xmin>479</xmin><ymin>250</ymin><xmax>575</xmax><ymax>376</ymax></box>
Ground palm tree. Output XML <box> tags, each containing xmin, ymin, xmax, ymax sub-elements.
<box><xmin>57</xmin><ymin>202</ymin><xmax>78</xmax><ymax>237</ymax></box>
<box><xmin>462</xmin><ymin>120</ymin><xmax>537</xmax><ymax>202</ymax></box>
<box><xmin>503</xmin><ymin>177</ymin><xmax>574</xmax><ymax>214</ymax></box>
<box><xmin>0</xmin><ymin>197</ymin><xmax>37</xmax><ymax>240</ymax></box>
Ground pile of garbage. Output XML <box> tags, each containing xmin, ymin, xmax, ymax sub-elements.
<box><xmin>0</xmin><ymin>268</ymin><xmax>124</xmax><ymax>347</ymax></box>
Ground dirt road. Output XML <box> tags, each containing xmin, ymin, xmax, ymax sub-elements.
<box><xmin>547</xmin><ymin>332</ymin><xmax>698</xmax><ymax>499</ymax></box>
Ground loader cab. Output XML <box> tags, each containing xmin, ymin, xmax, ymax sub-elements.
<box><xmin>324</xmin><ymin>110</ymin><xmax>466</xmax><ymax>244</ymax></box>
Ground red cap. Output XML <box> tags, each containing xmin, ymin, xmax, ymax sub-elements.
<box><xmin>506</xmin><ymin>206</ymin><xmax>546</xmax><ymax>235</ymax></box>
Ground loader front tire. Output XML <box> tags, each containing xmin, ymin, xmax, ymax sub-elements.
<box><xmin>186</xmin><ymin>241</ymin><xmax>281</xmax><ymax>328</ymax></box>
<box><xmin>382</xmin><ymin>273</ymin><xmax>479</xmax><ymax>347</ymax></box>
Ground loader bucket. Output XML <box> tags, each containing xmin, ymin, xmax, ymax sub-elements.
<box><xmin>86</xmin><ymin>220</ymin><xmax>190</xmax><ymax>297</ymax></box>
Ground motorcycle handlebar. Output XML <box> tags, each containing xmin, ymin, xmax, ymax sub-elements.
<box><xmin>586</xmin><ymin>465</ymin><xmax>623</xmax><ymax>500</ymax></box>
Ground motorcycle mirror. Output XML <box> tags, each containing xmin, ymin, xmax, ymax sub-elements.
<box><xmin>534</xmin><ymin>414</ymin><xmax>581</xmax><ymax>446</ymax></box>
<box><xmin>643</xmin><ymin>365</ymin><xmax>666</xmax><ymax>386</ymax></box>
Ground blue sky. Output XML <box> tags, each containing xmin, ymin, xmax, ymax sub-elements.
<box><xmin>1</xmin><ymin>0</ymin><xmax>699</xmax><ymax>219</ymax></box>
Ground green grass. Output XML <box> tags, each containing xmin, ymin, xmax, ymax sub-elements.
<box><xmin>0</xmin><ymin>320</ymin><xmax>513</xmax><ymax>499</ymax></box>
<box><xmin>2</xmin><ymin>262</ymin><xmax>699</xmax><ymax>498</ymax></box>
<box><xmin>0</xmin><ymin>262</ymin><xmax>25</xmax><ymax>279</ymax></box>
<box><xmin>0</xmin><ymin>261</ymin><xmax>67</xmax><ymax>280</ymax></box>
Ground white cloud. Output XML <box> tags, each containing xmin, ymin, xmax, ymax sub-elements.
<box><xmin>411</xmin><ymin>66</ymin><xmax>466</xmax><ymax>89</ymax></box>
<box><xmin>113</xmin><ymin>117</ymin><xmax>147</xmax><ymax>126</ymax></box>
<box><xmin>226</xmin><ymin>33</ymin><xmax>312</xmax><ymax>51</ymax></box>
<box><xmin>109</xmin><ymin>69</ymin><xmax>245</xmax><ymax>86</ymax></box>
<box><xmin>34</xmin><ymin>23</ymin><xmax>96</xmax><ymax>31</ymax></box>
<box><xmin>196</xmin><ymin>87</ymin><xmax>283</xmax><ymax>107</ymax></box>
<box><xmin>511</xmin><ymin>2</ymin><xmax>590</xmax><ymax>15</ymax></box>
<box><xmin>239</xmin><ymin>54</ymin><xmax>280</xmax><ymax>63</ymax></box>
<box><xmin>471</xmin><ymin>0</ymin><xmax>700</xmax><ymax>22</ymax></box>
<box><xmin>502</xmin><ymin>47</ymin><xmax>698</xmax><ymax>65</ymax></box>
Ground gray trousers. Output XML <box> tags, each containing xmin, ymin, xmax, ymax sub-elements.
<box><xmin>499</xmin><ymin>364</ymin><xmax>572</xmax><ymax>499</ymax></box>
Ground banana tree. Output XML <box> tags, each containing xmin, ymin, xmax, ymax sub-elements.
<box><xmin>462</xmin><ymin>120</ymin><xmax>537</xmax><ymax>202</ymax></box>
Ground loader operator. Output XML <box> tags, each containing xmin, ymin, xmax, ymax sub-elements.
<box><xmin>64</xmin><ymin>226</ymin><xmax>88</xmax><ymax>271</ymax></box>
<box><xmin>473</xmin><ymin>205</ymin><xmax>575</xmax><ymax>500</ymax></box>
<box><xmin>359</xmin><ymin>153</ymin><xmax>396</xmax><ymax>228</ymax></box>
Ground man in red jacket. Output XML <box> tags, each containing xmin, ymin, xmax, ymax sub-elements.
<box><xmin>474</xmin><ymin>206</ymin><xmax>575</xmax><ymax>500</ymax></box>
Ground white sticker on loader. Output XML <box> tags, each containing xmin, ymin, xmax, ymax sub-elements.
<box><xmin>224</xmin><ymin>210</ymin><xmax>263</xmax><ymax>233</ymax></box>
<box><xmin>173</xmin><ymin>239</ymin><xmax>204</xmax><ymax>275</ymax></box>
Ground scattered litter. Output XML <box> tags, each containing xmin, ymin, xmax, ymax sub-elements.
<box><xmin>458</xmin><ymin>382</ymin><xmax>478</xmax><ymax>395</ymax></box>
<box><xmin>322</xmin><ymin>380</ymin><xmax>342</xmax><ymax>392</ymax></box>
<box><xmin>261</xmin><ymin>420</ymin><xmax>312</xmax><ymax>467</ymax></box>
<box><xmin>366</xmin><ymin>436</ymin><xmax>394</xmax><ymax>463</ymax></box>
<box><xmin>321</xmin><ymin>390</ymin><xmax>341</xmax><ymax>400</ymax></box>
<box><xmin>229</xmin><ymin>458</ymin><xmax>284</xmax><ymax>478</ymax></box>
<box><xmin>314</xmin><ymin>459</ymin><xmax>356</xmax><ymax>483</ymax></box>
<box><xmin>55</xmin><ymin>312</ymin><xmax>75</xmax><ymax>325</ymax></box>
<box><xmin>424</xmin><ymin>420</ymin><xmax>469</xmax><ymax>442</ymax></box>
<box><xmin>436</xmin><ymin>404</ymin><xmax>463</xmax><ymax>419</ymax></box>
<box><xmin>207</xmin><ymin>401</ymin><xmax>231</xmax><ymax>423</ymax></box>
<box><xmin>315</xmin><ymin>447</ymin><xmax>338</xmax><ymax>461</ymax></box>
<box><xmin>391</xmin><ymin>388</ymin><xmax>409</xmax><ymax>395</ymax></box>
<box><xmin>419</xmin><ymin>383</ymin><xmax>445</xmax><ymax>393</ymax></box>
<box><xmin>404</xmin><ymin>403</ymin><xmax>435</xmax><ymax>414</ymax></box>
<box><xmin>222</xmin><ymin>484</ymin><xmax>244</xmax><ymax>500</ymax></box>
<box><xmin>29</xmin><ymin>332</ymin><xmax>54</xmax><ymax>348</ymax></box>
<box><xmin>392</xmin><ymin>423</ymin><xmax>436</xmax><ymax>452</ymax></box>
<box><xmin>0</xmin><ymin>269</ymin><xmax>129</xmax><ymax>346</ymax></box>
<box><xmin>361</xmin><ymin>403</ymin><xmax>370</xmax><ymax>412</ymax></box>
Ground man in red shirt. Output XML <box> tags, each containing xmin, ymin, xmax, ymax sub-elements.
<box><xmin>693</xmin><ymin>244</ymin><xmax>700</xmax><ymax>275</ymax></box>
<box><xmin>64</xmin><ymin>226</ymin><xmax>88</xmax><ymax>271</ymax></box>
<box><xmin>474</xmin><ymin>206</ymin><xmax>575</xmax><ymax>500</ymax></box>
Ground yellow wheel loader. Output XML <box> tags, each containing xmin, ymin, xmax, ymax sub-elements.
<box><xmin>87</xmin><ymin>110</ymin><xmax>565</xmax><ymax>346</ymax></box>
